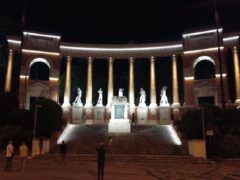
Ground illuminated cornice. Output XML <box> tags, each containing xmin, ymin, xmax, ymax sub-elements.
<box><xmin>60</xmin><ymin>44</ymin><xmax>183</xmax><ymax>52</ymax></box>
<box><xmin>184</xmin><ymin>77</ymin><xmax>194</xmax><ymax>81</ymax></box>
<box><xmin>22</xmin><ymin>49</ymin><xmax>60</xmax><ymax>56</ymax></box>
<box><xmin>216</xmin><ymin>73</ymin><xmax>226</xmax><ymax>78</ymax></box>
<box><xmin>182</xmin><ymin>28</ymin><xmax>223</xmax><ymax>37</ymax></box>
<box><xmin>184</xmin><ymin>47</ymin><xmax>224</xmax><ymax>54</ymax></box>
<box><xmin>223</xmin><ymin>36</ymin><xmax>239</xmax><ymax>42</ymax></box>
<box><xmin>50</xmin><ymin>77</ymin><xmax>59</xmax><ymax>81</ymax></box>
<box><xmin>7</xmin><ymin>39</ymin><xmax>21</xmax><ymax>44</ymax></box>
<box><xmin>20</xmin><ymin>75</ymin><xmax>29</xmax><ymax>79</ymax></box>
<box><xmin>23</xmin><ymin>32</ymin><xmax>61</xmax><ymax>39</ymax></box>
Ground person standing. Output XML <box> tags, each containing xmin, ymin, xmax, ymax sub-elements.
<box><xmin>131</xmin><ymin>113</ymin><xmax>136</xmax><ymax>125</ymax></box>
<box><xmin>60</xmin><ymin>140</ymin><xmax>67</xmax><ymax>160</ymax></box>
<box><xmin>5</xmin><ymin>140</ymin><xmax>14</xmax><ymax>172</ymax></box>
<box><xmin>96</xmin><ymin>143</ymin><xmax>105</xmax><ymax>180</ymax></box>
<box><xmin>18</xmin><ymin>142</ymin><xmax>29</xmax><ymax>171</ymax></box>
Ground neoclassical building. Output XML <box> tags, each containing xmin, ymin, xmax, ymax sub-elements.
<box><xmin>5</xmin><ymin>27</ymin><xmax>240</xmax><ymax>124</ymax></box>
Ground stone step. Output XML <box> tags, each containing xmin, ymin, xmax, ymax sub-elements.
<box><xmin>53</xmin><ymin>124</ymin><xmax>185</xmax><ymax>155</ymax></box>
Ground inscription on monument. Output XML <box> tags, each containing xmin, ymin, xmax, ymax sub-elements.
<box><xmin>114</xmin><ymin>105</ymin><xmax>124</xmax><ymax>119</ymax></box>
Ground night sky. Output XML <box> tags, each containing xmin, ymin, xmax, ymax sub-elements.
<box><xmin>0</xmin><ymin>0</ymin><xmax>240</xmax><ymax>105</ymax></box>
<box><xmin>1</xmin><ymin>0</ymin><xmax>240</xmax><ymax>43</ymax></box>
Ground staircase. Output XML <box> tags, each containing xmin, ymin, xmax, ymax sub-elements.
<box><xmin>52</xmin><ymin>124</ymin><xmax>185</xmax><ymax>155</ymax></box>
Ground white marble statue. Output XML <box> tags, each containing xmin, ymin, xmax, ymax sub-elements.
<box><xmin>74</xmin><ymin>88</ymin><xmax>82</xmax><ymax>104</ymax></box>
<box><xmin>96</xmin><ymin>88</ymin><xmax>103</xmax><ymax>106</ymax></box>
<box><xmin>160</xmin><ymin>86</ymin><xmax>169</xmax><ymax>106</ymax></box>
<box><xmin>118</xmin><ymin>88</ymin><xmax>124</xmax><ymax>97</ymax></box>
<box><xmin>139</xmin><ymin>87</ymin><xmax>146</xmax><ymax>106</ymax></box>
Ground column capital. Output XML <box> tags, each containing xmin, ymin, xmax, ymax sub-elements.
<box><xmin>233</xmin><ymin>46</ymin><xmax>238</xmax><ymax>52</ymax></box>
<box><xmin>129</xmin><ymin>57</ymin><xmax>134</xmax><ymax>63</ymax></box>
<box><xmin>88</xmin><ymin>56</ymin><xmax>93</xmax><ymax>62</ymax></box>
<box><xmin>108</xmin><ymin>57</ymin><xmax>114</xmax><ymax>63</ymax></box>
<box><xmin>150</xmin><ymin>56</ymin><xmax>155</xmax><ymax>62</ymax></box>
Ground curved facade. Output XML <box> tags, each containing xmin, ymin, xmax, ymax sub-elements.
<box><xmin>6</xmin><ymin>27</ymin><xmax>240</xmax><ymax>124</ymax></box>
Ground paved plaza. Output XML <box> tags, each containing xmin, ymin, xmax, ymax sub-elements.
<box><xmin>0</xmin><ymin>155</ymin><xmax>240</xmax><ymax>180</ymax></box>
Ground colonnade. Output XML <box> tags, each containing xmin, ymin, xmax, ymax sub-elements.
<box><xmin>61</xmin><ymin>55</ymin><xmax>181</xmax><ymax>109</ymax></box>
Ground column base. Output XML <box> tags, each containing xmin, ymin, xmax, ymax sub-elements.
<box><xmin>172</xmin><ymin>102</ymin><xmax>180</xmax><ymax>108</ymax></box>
<box><xmin>235</xmin><ymin>99</ymin><xmax>240</xmax><ymax>104</ymax></box>
<box><xmin>149</xmin><ymin>103</ymin><xmax>158</xmax><ymax>109</ymax></box>
<box><xmin>61</xmin><ymin>102</ymin><xmax>71</xmax><ymax>109</ymax></box>
<box><xmin>84</xmin><ymin>103</ymin><xmax>93</xmax><ymax>108</ymax></box>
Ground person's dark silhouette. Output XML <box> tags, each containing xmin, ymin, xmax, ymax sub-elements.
<box><xmin>96</xmin><ymin>143</ymin><xmax>105</xmax><ymax>180</ymax></box>
<box><xmin>131</xmin><ymin>113</ymin><xmax>136</xmax><ymax>125</ymax></box>
<box><xmin>60</xmin><ymin>140</ymin><xmax>67</xmax><ymax>160</ymax></box>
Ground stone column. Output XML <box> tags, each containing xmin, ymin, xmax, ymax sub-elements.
<box><xmin>62</xmin><ymin>56</ymin><xmax>71</xmax><ymax>108</ymax></box>
<box><xmin>107</xmin><ymin>57</ymin><xmax>114</xmax><ymax>107</ymax></box>
<box><xmin>129</xmin><ymin>57</ymin><xmax>135</xmax><ymax>109</ymax></box>
<box><xmin>5</xmin><ymin>49</ymin><xmax>13</xmax><ymax>92</ymax></box>
<box><xmin>149</xmin><ymin>56</ymin><xmax>157</xmax><ymax>108</ymax></box>
<box><xmin>233</xmin><ymin>47</ymin><xmax>240</xmax><ymax>104</ymax></box>
<box><xmin>172</xmin><ymin>54</ymin><xmax>180</xmax><ymax>107</ymax></box>
<box><xmin>85</xmin><ymin>56</ymin><xmax>93</xmax><ymax>107</ymax></box>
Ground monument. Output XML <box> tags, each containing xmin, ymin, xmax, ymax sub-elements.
<box><xmin>94</xmin><ymin>88</ymin><xmax>105</xmax><ymax>124</ymax></box>
<box><xmin>108</xmin><ymin>88</ymin><xmax>131</xmax><ymax>133</ymax></box>
<box><xmin>72</xmin><ymin>88</ymin><xmax>84</xmax><ymax>124</ymax></box>
<box><xmin>159</xmin><ymin>86</ymin><xmax>171</xmax><ymax>125</ymax></box>
<box><xmin>137</xmin><ymin>88</ymin><xmax>148</xmax><ymax>124</ymax></box>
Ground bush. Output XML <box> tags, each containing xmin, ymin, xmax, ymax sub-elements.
<box><xmin>220</xmin><ymin>134</ymin><xmax>240</xmax><ymax>158</ymax></box>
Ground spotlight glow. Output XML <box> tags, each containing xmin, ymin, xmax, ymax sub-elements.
<box><xmin>166</xmin><ymin>125</ymin><xmax>182</xmax><ymax>145</ymax></box>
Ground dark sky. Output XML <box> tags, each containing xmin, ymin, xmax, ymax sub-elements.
<box><xmin>1</xmin><ymin>0</ymin><xmax>240</xmax><ymax>44</ymax></box>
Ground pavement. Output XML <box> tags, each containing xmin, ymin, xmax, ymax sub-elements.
<box><xmin>0</xmin><ymin>156</ymin><xmax>240</xmax><ymax>180</ymax></box>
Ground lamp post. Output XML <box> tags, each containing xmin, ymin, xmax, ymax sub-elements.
<box><xmin>32</xmin><ymin>97</ymin><xmax>42</xmax><ymax>156</ymax></box>
<box><xmin>200</xmin><ymin>107</ymin><xmax>206</xmax><ymax>140</ymax></box>
<box><xmin>213</xmin><ymin>0</ymin><xmax>225</xmax><ymax>109</ymax></box>
<box><xmin>33</xmin><ymin>97</ymin><xmax>42</xmax><ymax>138</ymax></box>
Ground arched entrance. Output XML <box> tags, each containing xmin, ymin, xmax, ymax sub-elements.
<box><xmin>26</xmin><ymin>58</ymin><xmax>51</xmax><ymax>109</ymax></box>
<box><xmin>193</xmin><ymin>56</ymin><xmax>217</xmax><ymax>106</ymax></box>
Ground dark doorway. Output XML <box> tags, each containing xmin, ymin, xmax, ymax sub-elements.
<box><xmin>194</xmin><ymin>60</ymin><xmax>215</xmax><ymax>80</ymax></box>
<box><xmin>29</xmin><ymin>62</ymin><xmax>49</xmax><ymax>80</ymax></box>
<box><xmin>198</xmin><ymin>96</ymin><xmax>215</xmax><ymax>106</ymax></box>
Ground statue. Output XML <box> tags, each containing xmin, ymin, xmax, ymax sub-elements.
<box><xmin>160</xmin><ymin>86</ymin><xmax>169</xmax><ymax>106</ymax></box>
<box><xmin>96</xmin><ymin>88</ymin><xmax>103</xmax><ymax>106</ymax></box>
<box><xmin>118</xmin><ymin>88</ymin><xmax>124</xmax><ymax>97</ymax></box>
<box><xmin>73</xmin><ymin>88</ymin><xmax>82</xmax><ymax>105</ymax></box>
<box><xmin>139</xmin><ymin>88</ymin><xmax>146</xmax><ymax>106</ymax></box>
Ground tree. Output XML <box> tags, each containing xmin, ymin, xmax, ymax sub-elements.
<box><xmin>0</xmin><ymin>92</ymin><xmax>19</xmax><ymax>125</ymax></box>
<box><xmin>36</xmin><ymin>98</ymin><xmax>62</xmax><ymax>138</ymax></box>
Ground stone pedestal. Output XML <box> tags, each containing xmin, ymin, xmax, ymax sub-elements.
<box><xmin>93</xmin><ymin>106</ymin><xmax>105</xmax><ymax>124</ymax></box>
<box><xmin>108</xmin><ymin>96</ymin><xmax>131</xmax><ymax>133</ymax></box>
<box><xmin>108</xmin><ymin>119</ymin><xmax>130</xmax><ymax>133</ymax></box>
<box><xmin>72</xmin><ymin>103</ymin><xmax>84</xmax><ymax>124</ymax></box>
<box><xmin>41</xmin><ymin>139</ymin><xmax>50</xmax><ymax>154</ymax></box>
<box><xmin>136</xmin><ymin>106</ymin><xmax>148</xmax><ymax>125</ymax></box>
<box><xmin>159</xmin><ymin>106</ymin><xmax>171</xmax><ymax>125</ymax></box>
<box><xmin>31</xmin><ymin>138</ymin><xmax>40</xmax><ymax>156</ymax></box>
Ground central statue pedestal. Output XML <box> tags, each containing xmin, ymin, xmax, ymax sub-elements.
<box><xmin>108</xmin><ymin>96</ymin><xmax>130</xmax><ymax>133</ymax></box>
